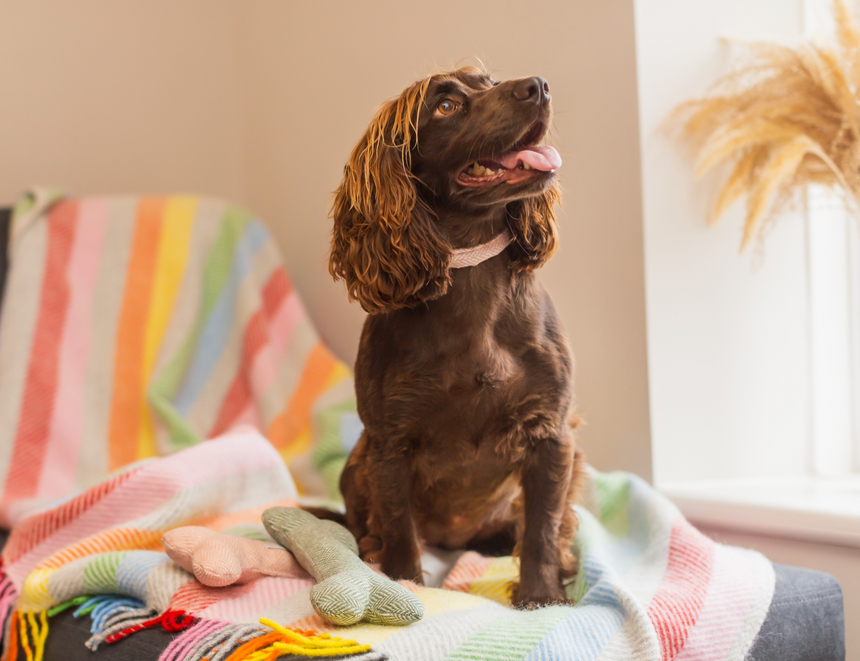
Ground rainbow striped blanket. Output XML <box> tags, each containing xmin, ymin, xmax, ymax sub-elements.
<box><xmin>0</xmin><ymin>189</ymin><xmax>353</xmax><ymax>526</ymax></box>
<box><xmin>0</xmin><ymin>431</ymin><xmax>775</xmax><ymax>661</ymax></box>
<box><xmin>0</xmin><ymin>191</ymin><xmax>776</xmax><ymax>660</ymax></box>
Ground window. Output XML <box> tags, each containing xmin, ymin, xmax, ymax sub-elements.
<box><xmin>807</xmin><ymin>186</ymin><xmax>860</xmax><ymax>475</ymax></box>
<box><xmin>635</xmin><ymin>0</ymin><xmax>860</xmax><ymax>545</ymax></box>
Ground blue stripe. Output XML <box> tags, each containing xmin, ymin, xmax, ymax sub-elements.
<box><xmin>173</xmin><ymin>222</ymin><xmax>269</xmax><ymax>414</ymax></box>
<box><xmin>526</xmin><ymin>559</ymin><xmax>624</xmax><ymax>661</ymax></box>
<box><xmin>526</xmin><ymin>604</ymin><xmax>624</xmax><ymax>661</ymax></box>
<box><xmin>116</xmin><ymin>551</ymin><xmax>170</xmax><ymax>601</ymax></box>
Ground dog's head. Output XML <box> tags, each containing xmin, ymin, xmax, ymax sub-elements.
<box><xmin>330</xmin><ymin>66</ymin><xmax>561</xmax><ymax>314</ymax></box>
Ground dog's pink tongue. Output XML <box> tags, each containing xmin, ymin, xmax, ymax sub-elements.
<box><xmin>498</xmin><ymin>145</ymin><xmax>562</xmax><ymax>171</ymax></box>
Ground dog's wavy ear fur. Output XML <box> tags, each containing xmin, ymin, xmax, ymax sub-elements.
<box><xmin>506</xmin><ymin>182</ymin><xmax>561</xmax><ymax>272</ymax></box>
<box><xmin>330</xmin><ymin>80</ymin><xmax>452</xmax><ymax>314</ymax></box>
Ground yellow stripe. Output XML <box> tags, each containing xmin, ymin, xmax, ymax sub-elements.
<box><xmin>279</xmin><ymin>361</ymin><xmax>352</xmax><ymax>468</ymax></box>
<box><xmin>469</xmin><ymin>556</ymin><xmax>519</xmax><ymax>604</ymax></box>
<box><xmin>137</xmin><ymin>197</ymin><xmax>197</xmax><ymax>460</ymax></box>
<box><xmin>19</xmin><ymin>568</ymin><xmax>56</xmax><ymax>613</ymax></box>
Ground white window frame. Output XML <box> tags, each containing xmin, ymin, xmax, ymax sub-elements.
<box><xmin>806</xmin><ymin>188</ymin><xmax>859</xmax><ymax>476</ymax></box>
<box><xmin>804</xmin><ymin>0</ymin><xmax>860</xmax><ymax>476</ymax></box>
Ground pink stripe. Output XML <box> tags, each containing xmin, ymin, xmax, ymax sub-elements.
<box><xmin>209</xmin><ymin>291</ymin><xmax>304</xmax><ymax>437</ymax></box>
<box><xmin>197</xmin><ymin>577</ymin><xmax>314</xmax><ymax>621</ymax></box>
<box><xmin>674</xmin><ymin>545</ymin><xmax>762</xmax><ymax>661</ymax></box>
<box><xmin>647</xmin><ymin>517</ymin><xmax>716</xmax><ymax>661</ymax></box>
<box><xmin>37</xmin><ymin>198</ymin><xmax>108</xmax><ymax>499</ymax></box>
<box><xmin>6</xmin><ymin>432</ymin><xmax>286</xmax><ymax>582</ymax></box>
<box><xmin>228</xmin><ymin>403</ymin><xmax>261</xmax><ymax>433</ymax></box>
<box><xmin>2</xmin><ymin>201</ymin><xmax>79</xmax><ymax>502</ymax></box>
<box><xmin>157</xmin><ymin>618</ymin><xmax>224</xmax><ymax>661</ymax></box>
<box><xmin>249</xmin><ymin>293</ymin><xmax>305</xmax><ymax>395</ymax></box>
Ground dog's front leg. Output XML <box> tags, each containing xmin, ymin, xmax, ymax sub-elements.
<box><xmin>514</xmin><ymin>436</ymin><xmax>574</xmax><ymax>607</ymax></box>
<box><xmin>366</xmin><ymin>446</ymin><xmax>423</xmax><ymax>583</ymax></box>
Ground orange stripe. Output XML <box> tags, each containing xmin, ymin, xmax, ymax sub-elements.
<box><xmin>35</xmin><ymin>528</ymin><xmax>161</xmax><ymax>570</ymax></box>
<box><xmin>266</xmin><ymin>344</ymin><xmax>337</xmax><ymax>449</ymax></box>
<box><xmin>107</xmin><ymin>200</ymin><xmax>165</xmax><ymax>471</ymax></box>
<box><xmin>201</xmin><ymin>497</ymin><xmax>299</xmax><ymax>532</ymax></box>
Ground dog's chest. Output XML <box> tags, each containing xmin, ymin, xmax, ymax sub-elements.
<box><xmin>406</xmin><ymin>341</ymin><xmax>542</xmax><ymax>457</ymax></box>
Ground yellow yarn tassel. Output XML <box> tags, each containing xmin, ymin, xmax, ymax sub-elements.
<box><xmin>32</xmin><ymin>612</ymin><xmax>47</xmax><ymax>661</ymax></box>
<box><xmin>241</xmin><ymin>618</ymin><xmax>371</xmax><ymax>659</ymax></box>
<box><xmin>17</xmin><ymin>612</ymin><xmax>48</xmax><ymax>661</ymax></box>
<box><xmin>18</xmin><ymin>614</ymin><xmax>32</xmax><ymax>661</ymax></box>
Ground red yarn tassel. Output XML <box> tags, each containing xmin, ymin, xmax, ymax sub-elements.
<box><xmin>105</xmin><ymin>610</ymin><xmax>195</xmax><ymax>644</ymax></box>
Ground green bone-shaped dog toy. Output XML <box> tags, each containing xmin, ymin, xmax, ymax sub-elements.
<box><xmin>262</xmin><ymin>507</ymin><xmax>424</xmax><ymax>626</ymax></box>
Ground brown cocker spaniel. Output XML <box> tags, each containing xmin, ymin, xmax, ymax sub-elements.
<box><xmin>329</xmin><ymin>67</ymin><xmax>584</xmax><ymax>607</ymax></box>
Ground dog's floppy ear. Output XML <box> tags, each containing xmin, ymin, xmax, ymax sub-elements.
<box><xmin>330</xmin><ymin>81</ymin><xmax>452</xmax><ymax>314</ymax></box>
<box><xmin>506</xmin><ymin>181</ymin><xmax>560</xmax><ymax>272</ymax></box>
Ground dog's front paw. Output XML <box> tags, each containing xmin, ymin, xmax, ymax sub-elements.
<box><xmin>512</xmin><ymin>581</ymin><xmax>568</xmax><ymax>608</ymax></box>
<box><xmin>380</xmin><ymin>548</ymin><xmax>423</xmax><ymax>584</ymax></box>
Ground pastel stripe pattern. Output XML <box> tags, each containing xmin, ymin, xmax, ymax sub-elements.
<box><xmin>0</xmin><ymin>189</ymin><xmax>356</xmax><ymax>519</ymax></box>
<box><xmin>2</xmin><ymin>200</ymin><xmax>79</xmax><ymax>502</ymax></box>
<box><xmin>0</xmin><ymin>190</ymin><xmax>775</xmax><ymax>661</ymax></box>
<box><xmin>0</xmin><ymin>441</ymin><xmax>774</xmax><ymax>661</ymax></box>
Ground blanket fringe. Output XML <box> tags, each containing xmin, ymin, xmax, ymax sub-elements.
<box><xmin>238</xmin><ymin>618</ymin><xmax>371</xmax><ymax>659</ymax></box>
<box><xmin>0</xmin><ymin>595</ymin><xmax>199</xmax><ymax>658</ymax></box>
<box><xmin>13</xmin><ymin>610</ymin><xmax>48</xmax><ymax>661</ymax></box>
<box><xmin>156</xmin><ymin>617</ymin><xmax>375</xmax><ymax>661</ymax></box>
<box><xmin>104</xmin><ymin>609</ymin><xmax>195</xmax><ymax>645</ymax></box>
<box><xmin>0</xmin><ymin>568</ymin><xmax>19</xmax><ymax>658</ymax></box>
<box><xmin>1</xmin><ymin>611</ymin><xmax>18</xmax><ymax>661</ymax></box>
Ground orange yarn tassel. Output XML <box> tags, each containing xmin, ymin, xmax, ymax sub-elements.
<box><xmin>2</xmin><ymin>611</ymin><xmax>19</xmax><ymax>661</ymax></box>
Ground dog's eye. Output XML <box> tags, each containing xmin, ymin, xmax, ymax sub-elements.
<box><xmin>490</xmin><ymin>79</ymin><xmax>499</xmax><ymax>86</ymax></box>
<box><xmin>435</xmin><ymin>99</ymin><xmax>459</xmax><ymax>116</ymax></box>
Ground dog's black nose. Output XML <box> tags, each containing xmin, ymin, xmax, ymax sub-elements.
<box><xmin>512</xmin><ymin>77</ymin><xmax>550</xmax><ymax>104</ymax></box>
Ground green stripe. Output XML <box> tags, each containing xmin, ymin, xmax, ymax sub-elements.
<box><xmin>594</xmin><ymin>471</ymin><xmax>630</xmax><ymax>536</ymax></box>
<box><xmin>447</xmin><ymin>606</ymin><xmax>571</xmax><ymax>661</ymax></box>
<box><xmin>82</xmin><ymin>552</ymin><xmax>129</xmax><ymax>594</ymax></box>
<box><xmin>147</xmin><ymin>206</ymin><xmax>251</xmax><ymax>449</ymax></box>
<box><xmin>568</xmin><ymin>508</ymin><xmax>602</xmax><ymax>603</ymax></box>
<box><xmin>310</xmin><ymin>399</ymin><xmax>357</xmax><ymax>501</ymax></box>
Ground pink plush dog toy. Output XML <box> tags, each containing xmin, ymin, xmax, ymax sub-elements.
<box><xmin>162</xmin><ymin>526</ymin><xmax>309</xmax><ymax>587</ymax></box>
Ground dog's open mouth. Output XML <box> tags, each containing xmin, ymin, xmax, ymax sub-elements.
<box><xmin>457</xmin><ymin>121</ymin><xmax>562</xmax><ymax>187</ymax></box>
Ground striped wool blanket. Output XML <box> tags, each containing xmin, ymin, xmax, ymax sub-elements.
<box><xmin>0</xmin><ymin>190</ymin><xmax>776</xmax><ymax>660</ymax></box>
<box><xmin>0</xmin><ymin>189</ymin><xmax>354</xmax><ymax>526</ymax></box>
<box><xmin>0</xmin><ymin>430</ymin><xmax>775</xmax><ymax>661</ymax></box>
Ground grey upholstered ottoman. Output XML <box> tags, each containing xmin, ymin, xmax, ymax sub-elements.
<box><xmin>747</xmin><ymin>564</ymin><xmax>845</xmax><ymax>660</ymax></box>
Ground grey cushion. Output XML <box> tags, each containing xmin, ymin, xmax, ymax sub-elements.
<box><xmin>747</xmin><ymin>563</ymin><xmax>845</xmax><ymax>661</ymax></box>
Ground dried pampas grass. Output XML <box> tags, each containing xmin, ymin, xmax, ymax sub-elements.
<box><xmin>670</xmin><ymin>0</ymin><xmax>860</xmax><ymax>252</ymax></box>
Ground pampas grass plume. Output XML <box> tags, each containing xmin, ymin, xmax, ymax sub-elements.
<box><xmin>669</xmin><ymin>0</ymin><xmax>860</xmax><ymax>251</ymax></box>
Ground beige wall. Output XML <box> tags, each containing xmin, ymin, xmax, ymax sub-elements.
<box><xmin>0</xmin><ymin>0</ymin><xmax>247</xmax><ymax>206</ymax></box>
<box><xmin>0</xmin><ymin>0</ymin><xmax>651</xmax><ymax>481</ymax></box>
<box><xmin>238</xmin><ymin>0</ymin><xmax>653</xmax><ymax>479</ymax></box>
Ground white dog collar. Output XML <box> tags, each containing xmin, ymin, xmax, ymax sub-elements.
<box><xmin>450</xmin><ymin>230</ymin><xmax>514</xmax><ymax>268</ymax></box>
